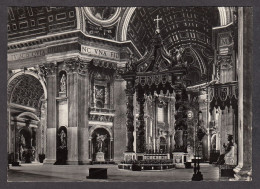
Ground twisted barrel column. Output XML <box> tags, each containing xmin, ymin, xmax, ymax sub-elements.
<box><xmin>137</xmin><ymin>91</ymin><xmax>145</xmax><ymax>153</ymax></box>
<box><xmin>125</xmin><ymin>80</ymin><xmax>135</xmax><ymax>153</ymax></box>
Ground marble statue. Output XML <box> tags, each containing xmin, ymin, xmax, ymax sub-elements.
<box><xmin>59</xmin><ymin>130</ymin><xmax>66</xmax><ymax>149</ymax></box>
<box><xmin>60</xmin><ymin>74</ymin><xmax>66</xmax><ymax>93</ymax></box>
<box><xmin>96</xmin><ymin>134</ymin><xmax>107</xmax><ymax>152</ymax></box>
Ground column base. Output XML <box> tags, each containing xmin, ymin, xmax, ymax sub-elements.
<box><xmin>124</xmin><ymin>152</ymin><xmax>136</xmax><ymax>161</ymax></box>
<box><xmin>79</xmin><ymin>160</ymin><xmax>90</xmax><ymax>165</ymax></box>
<box><xmin>192</xmin><ymin>172</ymin><xmax>203</xmax><ymax>181</ymax></box>
<box><xmin>173</xmin><ymin>152</ymin><xmax>188</xmax><ymax>169</ymax></box>
<box><xmin>43</xmin><ymin>159</ymin><xmax>56</xmax><ymax>165</ymax></box>
<box><xmin>66</xmin><ymin>160</ymin><xmax>79</xmax><ymax>165</ymax></box>
<box><xmin>230</xmin><ymin>165</ymin><xmax>252</xmax><ymax>181</ymax></box>
<box><xmin>11</xmin><ymin>162</ymin><xmax>21</xmax><ymax>166</ymax></box>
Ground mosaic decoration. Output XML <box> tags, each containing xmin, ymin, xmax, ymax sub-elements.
<box><xmin>88</xmin><ymin>7</ymin><xmax>118</xmax><ymax>20</ymax></box>
<box><xmin>86</xmin><ymin>20</ymin><xmax>116</xmax><ymax>40</ymax></box>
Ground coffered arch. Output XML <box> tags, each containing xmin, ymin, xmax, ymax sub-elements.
<box><xmin>7</xmin><ymin>70</ymin><xmax>47</xmax><ymax>111</ymax></box>
<box><xmin>119</xmin><ymin>7</ymin><xmax>234</xmax><ymax>42</ymax></box>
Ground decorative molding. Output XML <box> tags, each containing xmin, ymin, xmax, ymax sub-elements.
<box><xmin>89</xmin><ymin>114</ymin><xmax>114</xmax><ymax>122</ymax></box>
<box><xmin>209</xmin><ymin>81</ymin><xmax>238</xmax><ymax>111</ymax></box>
<box><xmin>89</xmin><ymin>125</ymin><xmax>113</xmax><ymax>138</ymax></box>
<box><xmin>8</xmin><ymin>30</ymin><xmax>142</xmax><ymax>59</ymax></box>
<box><xmin>83</xmin><ymin>7</ymin><xmax>121</xmax><ymax>27</ymax></box>
<box><xmin>8</xmin><ymin>7</ymin><xmax>77</xmax><ymax>42</ymax></box>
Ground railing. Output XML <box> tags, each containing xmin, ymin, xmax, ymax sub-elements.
<box><xmin>145</xmin><ymin>149</ymin><xmax>169</xmax><ymax>154</ymax></box>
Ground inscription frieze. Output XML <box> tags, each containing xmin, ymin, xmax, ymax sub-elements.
<box><xmin>47</xmin><ymin>43</ymin><xmax>80</xmax><ymax>54</ymax></box>
<box><xmin>8</xmin><ymin>43</ymin><xmax>121</xmax><ymax>62</ymax></box>
<box><xmin>81</xmin><ymin>45</ymin><xmax>120</xmax><ymax>60</ymax></box>
<box><xmin>8</xmin><ymin>49</ymin><xmax>47</xmax><ymax>61</ymax></box>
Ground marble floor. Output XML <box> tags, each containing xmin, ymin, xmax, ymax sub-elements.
<box><xmin>8</xmin><ymin>163</ymin><xmax>220</xmax><ymax>182</ymax></box>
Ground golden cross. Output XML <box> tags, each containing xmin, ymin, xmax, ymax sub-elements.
<box><xmin>154</xmin><ymin>15</ymin><xmax>162</xmax><ymax>33</ymax></box>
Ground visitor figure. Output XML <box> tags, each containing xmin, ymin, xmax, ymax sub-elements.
<box><xmin>216</xmin><ymin>135</ymin><xmax>234</xmax><ymax>165</ymax></box>
<box><xmin>96</xmin><ymin>134</ymin><xmax>107</xmax><ymax>152</ymax></box>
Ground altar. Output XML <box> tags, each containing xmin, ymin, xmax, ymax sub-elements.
<box><xmin>172</xmin><ymin>152</ymin><xmax>188</xmax><ymax>168</ymax></box>
<box><xmin>120</xmin><ymin>15</ymin><xmax>188</xmax><ymax>163</ymax></box>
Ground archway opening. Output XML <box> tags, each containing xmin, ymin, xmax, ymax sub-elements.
<box><xmin>18</xmin><ymin>127</ymin><xmax>36</xmax><ymax>163</ymax></box>
<box><xmin>91</xmin><ymin>128</ymin><xmax>111</xmax><ymax>161</ymax></box>
<box><xmin>55</xmin><ymin>126</ymin><xmax>68</xmax><ymax>165</ymax></box>
<box><xmin>7</xmin><ymin>71</ymin><xmax>46</xmax><ymax>165</ymax></box>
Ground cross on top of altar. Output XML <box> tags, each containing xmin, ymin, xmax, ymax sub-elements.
<box><xmin>154</xmin><ymin>15</ymin><xmax>162</xmax><ymax>33</ymax></box>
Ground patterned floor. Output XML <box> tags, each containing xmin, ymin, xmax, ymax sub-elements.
<box><xmin>8</xmin><ymin>163</ymin><xmax>220</xmax><ymax>182</ymax></box>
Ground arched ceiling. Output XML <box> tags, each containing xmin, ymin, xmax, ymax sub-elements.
<box><xmin>8</xmin><ymin>7</ymin><xmax>77</xmax><ymax>41</ymax></box>
<box><xmin>125</xmin><ymin>7</ymin><xmax>222</xmax><ymax>84</ymax></box>
<box><xmin>127</xmin><ymin>7</ymin><xmax>220</xmax><ymax>55</ymax></box>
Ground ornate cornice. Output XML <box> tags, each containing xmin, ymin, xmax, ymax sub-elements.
<box><xmin>209</xmin><ymin>81</ymin><xmax>238</xmax><ymax>111</ymax></box>
<box><xmin>8</xmin><ymin>30</ymin><xmax>142</xmax><ymax>58</ymax></box>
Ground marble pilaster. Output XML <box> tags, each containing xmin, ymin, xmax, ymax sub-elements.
<box><xmin>44</xmin><ymin>64</ymin><xmax>57</xmax><ymax>164</ymax></box>
<box><xmin>233</xmin><ymin>7</ymin><xmax>252</xmax><ymax>181</ymax></box>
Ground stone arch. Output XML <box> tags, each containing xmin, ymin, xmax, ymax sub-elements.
<box><xmin>17</xmin><ymin>112</ymin><xmax>40</xmax><ymax>122</ymax></box>
<box><xmin>118</xmin><ymin>7</ymin><xmax>234</xmax><ymax>42</ymax></box>
<box><xmin>8</xmin><ymin>71</ymin><xmax>47</xmax><ymax>164</ymax></box>
<box><xmin>183</xmin><ymin>46</ymin><xmax>206</xmax><ymax>75</ymax></box>
<box><xmin>15</xmin><ymin>111</ymin><xmax>40</xmax><ymax>163</ymax></box>
<box><xmin>89</xmin><ymin>125</ymin><xmax>113</xmax><ymax>139</ymax></box>
<box><xmin>75</xmin><ymin>7</ymin><xmax>86</xmax><ymax>31</ymax></box>
<box><xmin>90</xmin><ymin>127</ymin><xmax>112</xmax><ymax>161</ymax></box>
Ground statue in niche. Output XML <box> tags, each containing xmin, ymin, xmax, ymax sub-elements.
<box><xmin>59</xmin><ymin>130</ymin><xmax>67</xmax><ymax>149</ymax></box>
<box><xmin>60</xmin><ymin>74</ymin><xmax>67</xmax><ymax>93</ymax></box>
<box><xmin>95</xmin><ymin>86</ymin><xmax>105</xmax><ymax>108</ymax></box>
<box><xmin>96</xmin><ymin>134</ymin><xmax>107</xmax><ymax>152</ymax></box>
<box><xmin>20</xmin><ymin>134</ymin><xmax>26</xmax><ymax>147</ymax></box>
<box><xmin>19</xmin><ymin>134</ymin><xmax>26</xmax><ymax>161</ymax></box>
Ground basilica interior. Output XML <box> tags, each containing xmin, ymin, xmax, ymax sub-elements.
<box><xmin>7</xmin><ymin>7</ymin><xmax>252</xmax><ymax>181</ymax></box>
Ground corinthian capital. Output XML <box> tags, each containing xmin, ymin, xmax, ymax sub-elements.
<box><xmin>43</xmin><ymin>62</ymin><xmax>57</xmax><ymax>76</ymax></box>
